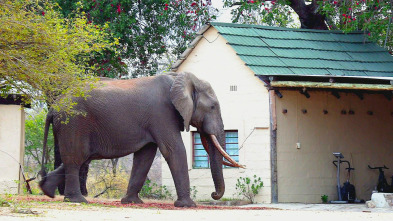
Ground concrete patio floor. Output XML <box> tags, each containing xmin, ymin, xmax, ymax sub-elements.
<box><xmin>243</xmin><ymin>202</ymin><xmax>392</xmax><ymax>213</ymax></box>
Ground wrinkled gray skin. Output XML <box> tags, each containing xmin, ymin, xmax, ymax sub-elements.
<box><xmin>39</xmin><ymin>72</ymin><xmax>226</xmax><ymax>207</ymax></box>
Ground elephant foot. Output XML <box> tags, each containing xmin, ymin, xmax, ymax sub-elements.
<box><xmin>81</xmin><ymin>189</ymin><xmax>88</xmax><ymax>197</ymax></box>
<box><xmin>174</xmin><ymin>198</ymin><xmax>196</xmax><ymax>207</ymax></box>
<box><xmin>39</xmin><ymin>178</ymin><xmax>57</xmax><ymax>198</ymax></box>
<box><xmin>64</xmin><ymin>195</ymin><xmax>88</xmax><ymax>204</ymax></box>
<box><xmin>121</xmin><ymin>195</ymin><xmax>144</xmax><ymax>204</ymax></box>
<box><xmin>39</xmin><ymin>165</ymin><xmax>65</xmax><ymax>198</ymax></box>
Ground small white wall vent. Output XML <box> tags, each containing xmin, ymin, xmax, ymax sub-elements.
<box><xmin>230</xmin><ymin>85</ymin><xmax>238</xmax><ymax>92</ymax></box>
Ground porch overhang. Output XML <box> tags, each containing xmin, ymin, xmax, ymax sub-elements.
<box><xmin>269</xmin><ymin>81</ymin><xmax>393</xmax><ymax>91</ymax></box>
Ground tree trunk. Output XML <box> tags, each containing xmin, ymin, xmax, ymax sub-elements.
<box><xmin>288</xmin><ymin>0</ymin><xmax>328</xmax><ymax>30</ymax></box>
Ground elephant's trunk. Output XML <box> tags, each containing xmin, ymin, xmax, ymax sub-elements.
<box><xmin>201</xmin><ymin>132</ymin><xmax>226</xmax><ymax>200</ymax></box>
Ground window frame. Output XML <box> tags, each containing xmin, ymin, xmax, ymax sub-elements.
<box><xmin>192</xmin><ymin>132</ymin><xmax>209</xmax><ymax>169</ymax></box>
<box><xmin>192</xmin><ymin>130</ymin><xmax>239</xmax><ymax>169</ymax></box>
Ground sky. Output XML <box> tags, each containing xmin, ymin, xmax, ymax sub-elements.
<box><xmin>211</xmin><ymin>0</ymin><xmax>232</xmax><ymax>22</ymax></box>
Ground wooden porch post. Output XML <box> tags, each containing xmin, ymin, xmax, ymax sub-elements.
<box><xmin>269</xmin><ymin>89</ymin><xmax>278</xmax><ymax>203</ymax></box>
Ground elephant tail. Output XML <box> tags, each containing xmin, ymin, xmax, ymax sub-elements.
<box><xmin>39</xmin><ymin>109</ymin><xmax>53</xmax><ymax>181</ymax></box>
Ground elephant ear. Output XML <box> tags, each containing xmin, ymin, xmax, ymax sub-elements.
<box><xmin>170</xmin><ymin>72</ymin><xmax>196</xmax><ymax>132</ymax></box>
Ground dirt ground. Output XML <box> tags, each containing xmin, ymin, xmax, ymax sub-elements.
<box><xmin>1</xmin><ymin>196</ymin><xmax>393</xmax><ymax>221</ymax></box>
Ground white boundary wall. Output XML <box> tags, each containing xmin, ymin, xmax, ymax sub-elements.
<box><xmin>0</xmin><ymin>105</ymin><xmax>25</xmax><ymax>194</ymax></box>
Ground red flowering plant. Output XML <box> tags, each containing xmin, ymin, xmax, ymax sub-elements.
<box><xmin>223</xmin><ymin>0</ymin><xmax>392</xmax><ymax>52</ymax></box>
<box><xmin>160</xmin><ymin>1</ymin><xmax>218</xmax><ymax>62</ymax></box>
<box><xmin>53</xmin><ymin>0</ymin><xmax>217</xmax><ymax>78</ymax></box>
<box><xmin>319</xmin><ymin>0</ymin><xmax>393</xmax><ymax>52</ymax></box>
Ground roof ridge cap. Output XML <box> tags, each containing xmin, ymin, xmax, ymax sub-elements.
<box><xmin>220</xmin><ymin>32</ymin><xmax>370</xmax><ymax>43</ymax></box>
<box><xmin>211</xmin><ymin>22</ymin><xmax>364</xmax><ymax>35</ymax></box>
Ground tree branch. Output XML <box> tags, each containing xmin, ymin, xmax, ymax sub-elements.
<box><xmin>94</xmin><ymin>186</ymin><xmax>111</xmax><ymax>198</ymax></box>
<box><xmin>230</xmin><ymin>0</ymin><xmax>274</xmax><ymax>7</ymax></box>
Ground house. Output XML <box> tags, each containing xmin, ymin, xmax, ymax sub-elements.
<box><xmin>161</xmin><ymin>22</ymin><xmax>393</xmax><ymax>203</ymax></box>
<box><xmin>0</xmin><ymin>95</ymin><xmax>29</xmax><ymax>194</ymax></box>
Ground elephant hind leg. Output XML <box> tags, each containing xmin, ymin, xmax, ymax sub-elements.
<box><xmin>55</xmin><ymin>162</ymin><xmax>89</xmax><ymax>197</ymax></box>
<box><xmin>39</xmin><ymin>164</ymin><xmax>65</xmax><ymax>198</ymax></box>
<box><xmin>63</xmin><ymin>164</ymin><xmax>88</xmax><ymax>203</ymax></box>
<box><xmin>121</xmin><ymin>143</ymin><xmax>158</xmax><ymax>204</ymax></box>
<box><xmin>79</xmin><ymin>163</ymin><xmax>89</xmax><ymax>196</ymax></box>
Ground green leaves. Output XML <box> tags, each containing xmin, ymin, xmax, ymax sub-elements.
<box><xmin>25</xmin><ymin>109</ymin><xmax>54</xmax><ymax>173</ymax></box>
<box><xmin>223</xmin><ymin>0</ymin><xmax>295</xmax><ymax>27</ymax></box>
<box><xmin>321</xmin><ymin>194</ymin><xmax>328</xmax><ymax>203</ymax></box>
<box><xmin>319</xmin><ymin>0</ymin><xmax>393</xmax><ymax>52</ymax></box>
<box><xmin>224</xmin><ymin>0</ymin><xmax>392</xmax><ymax>52</ymax></box>
<box><xmin>139</xmin><ymin>179</ymin><xmax>173</xmax><ymax>200</ymax></box>
<box><xmin>0</xmin><ymin>0</ymin><xmax>113</xmax><ymax>113</ymax></box>
<box><xmin>55</xmin><ymin>0</ymin><xmax>218</xmax><ymax>78</ymax></box>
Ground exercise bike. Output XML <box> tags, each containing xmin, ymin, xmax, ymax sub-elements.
<box><xmin>368</xmin><ymin>165</ymin><xmax>393</xmax><ymax>193</ymax></box>
<box><xmin>331</xmin><ymin>152</ymin><xmax>358</xmax><ymax>203</ymax></box>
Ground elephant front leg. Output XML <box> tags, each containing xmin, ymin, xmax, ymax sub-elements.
<box><xmin>160</xmin><ymin>141</ymin><xmax>196</xmax><ymax>207</ymax></box>
<box><xmin>121</xmin><ymin>143</ymin><xmax>158</xmax><ymax>204</ymax></box>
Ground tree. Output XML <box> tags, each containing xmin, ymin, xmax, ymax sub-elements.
<box><xmin>0</xmin><ymin>0</ymin><xmax>115</xmax><ymax>114</ymax></box>
<box><xmin>223</xmin><ymin>0</ymin><xmax>393</xmax><ymax>52</ymax></box>
<box><xmin>223</xmin><ymin>0</ymin><xmax>326</xmax><ymax>29</ymax></box>
<box><xmin>25</xmin><ymin>109</ymin><xmax>54</xmax><ymax>174</ymax></box>
<box><xmin>320</xmin><ymin>0</ymin><xmax>393</xmax><ymax>52</ymax></box>
<box><xmin>223</xmin><ymin>0</ymin><xmax>296</xmax><ymax>27</ymax></box>
<box><xmin>53</xmin><ymin>0</ymin><xmax>218</xmax><ymax>78</ymax></box>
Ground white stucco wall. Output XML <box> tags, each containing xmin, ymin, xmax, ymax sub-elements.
<box><xmin>0</xmin><ymin>105</ymin><xmax>25</xmax><ymax>194</ymax></box>
<box><xmin>162</xmin><ymin>27</ymin><xmax>272</xmax><ymax>203</ymax></box>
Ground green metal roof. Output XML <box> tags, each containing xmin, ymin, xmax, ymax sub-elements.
<box><xmin>211</xmin><ymin>22</ymin><xmax>393</xmax><ymax>79</ymax></box>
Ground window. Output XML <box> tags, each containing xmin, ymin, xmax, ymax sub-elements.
<box><xmin>192</xmin><ymin>131</ymin><xmax>239</xmax><ymax>169</ymax></box>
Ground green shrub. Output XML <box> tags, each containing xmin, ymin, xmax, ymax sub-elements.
<box><xmin>86</xmin><ymin>165</ymin><xmax>129</xmax><ymax>199</ymax></box>
<box><xmin>0</xmin><ymin>195</ymin><xmax>12</xmax><ymax>207</ymax></box>
<box><xmin>321</xmin><ymin>195</ymin><xmax>328</xmax><ymax>203</ymax></box>
<box><xmin>139</xmin><ymin>180</ymin><xmax>173</xmax><ymax>200</ymax></box>
<box><xmin>235</xmin><ymin>175</ymin><xmax>263</xmax><ymax>204</ymax></box>
<box><xmin>190</xmin><ymin>186</ymin><xmax>198</xmax><ymax>200</ymax></box>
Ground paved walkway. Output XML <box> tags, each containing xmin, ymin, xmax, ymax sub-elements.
<box><xmin>1</xmin><ymin>202</ymin><xmax>392</xmax><ymax>221</ymax></box>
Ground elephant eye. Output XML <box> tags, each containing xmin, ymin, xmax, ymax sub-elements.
<box><xmin>211</xmin><ymin>105</ymin><xmax>215</xmax><ymax>110</ymax></box>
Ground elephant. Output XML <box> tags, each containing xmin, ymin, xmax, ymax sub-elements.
<box><xmin>39</xmin><ymin>72</ymin><xmax>243</xmax><ymax>207</ymax></box>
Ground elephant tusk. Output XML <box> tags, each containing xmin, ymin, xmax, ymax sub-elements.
<box><xmin>222</xmin><ymin>160</ymin><xmax>241</xmax><ymax>168</ymax></box>
<box><xmin>210</xmin><ymin>135</ymin><xmax>246</xmax><ymax>169</ymax></box>
<box><xmin>201</xmin><ymin>135</ymin><xmax>239</xmax><ymax>168</ymax></box>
